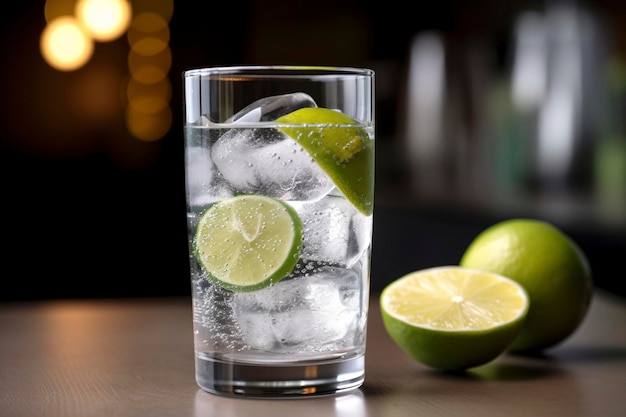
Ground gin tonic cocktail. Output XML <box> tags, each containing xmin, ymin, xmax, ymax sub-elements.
<box><xmin>183</xmin><ymin>66</ymin><xmax>374</xmax><ymax>397</ymax></box>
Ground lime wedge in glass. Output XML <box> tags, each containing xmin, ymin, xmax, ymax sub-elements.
<box><xmin>193</xmin><ymin>195</ymin><xmax>303</xmax><ymax>292</ymax></box>
<box><xmin>276</xmin><ymin>107</ymin><xmax>374</xmax><ymax>216</ymax></box>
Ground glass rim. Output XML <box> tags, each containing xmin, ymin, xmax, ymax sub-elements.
<box><xmin>182</xmin><ymin>65</ymin><xmax>374</xmax><ymax>79</ymax></box>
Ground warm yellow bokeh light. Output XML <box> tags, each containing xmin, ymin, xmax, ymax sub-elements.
<box><xmin>124</xmin><ymin>6</ymin><xmax>172</xmax><ymax>142</ymax></box>
<box><xmin>128</xmin><ymin>47</ymin><xmax>171</xmax><ymax>84</ymax></box>
<box><xmin>130</xmin><ymin>11</ymin><xmax>168</xmax><ymax>33</ymax></box>
<box><xmin>75</xmin><ymin>0</ymin><xmax>132</xmax><ymax>42</ymax></box>
<box><xmin>44</xmin><ymin>0</ymin><xmax>77</xmax><ymax>22</ymax></box>
<box><xmin>130</xmin><ymin>37</ymin><xmax>168</xmax><ymax>56</ymax></box>
<box><xmin>127</xmin><ymin>12</ymin><xmax>170</xmax><ymax>48</ymax></box>
<box><xmin>131</xmin><ymin>0</ymin><xmax>173</xmax><ymax>22</ymax></box>
<box><xmin>126</xmin><ymin>106</ymin><xmax>172</xmax><ymax>142</ymax></box>
<box><xmin>40</xmin><ymin>16</ymin><xmax>94</xmax><ymax>71</ymax></box>
<box><xmin>128</xmin><ymin>65</ymin><xmax>169</xmax><ymax>85</ymax></box>
<box><xmin>39</xmin><ymin>0</ymin><xmax>173</xmax><ymax>145</ymax></box>
<box><xmin>127</xmin><ymin>77</ymin><xmax>171</xmax><ymax>113</ymax></box>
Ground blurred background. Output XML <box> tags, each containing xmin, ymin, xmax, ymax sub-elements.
<box><xmin>1</xmin><ymin>0</ymin><xmax>625</xmax><ymax>302</ymax></box>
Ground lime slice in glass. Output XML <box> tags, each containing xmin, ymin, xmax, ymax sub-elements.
<box><xmin>380</xmin><ymin>266</ymin><xmax>529</xmax><ymax>371</ymax></box>
<box><xmin>193</xmin><ymin>195</ymin><xmax>303</xmax><ymax>292</ymax></box>
<box><xmin>276</xmin><ymin>107</ymin><xmax>374</xmax><ymax>216</ymax></box>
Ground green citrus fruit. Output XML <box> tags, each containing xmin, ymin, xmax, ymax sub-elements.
<box><xmin>380</xmin><ymin>266</ymin><xmax>529</xmax><ymax>371</ymax></box>
<box><xmin>276</xmin><ymin>107</ymin><xmax>374</xmax><ymax>215</ymax></box>
<box><xmin>193</xmin><ymin>195</ymin><xmax>303</xmax><ymax>292</ymax></box>
<box><xmin>460</xmin><ymin>218</ymin><xmax>593</xmax><ymax>352</ymax></box>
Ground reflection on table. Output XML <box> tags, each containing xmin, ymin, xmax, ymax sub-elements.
<box><xmin>0</xmin><ymin>290</ymin><xmax>624</xmax><ymax>417</ymax></box>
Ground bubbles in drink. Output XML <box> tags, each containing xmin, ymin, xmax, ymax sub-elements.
<box><xmin>187</xmin><ymin>92</ymin><xmax>372</xmax><ymax>361</ymax></box>
<box><xmin>192</xmin><ymin>275</ymin><xmax>242</xmax><ymax>350</ymax></box>
<box><xmin>232</xmin><ymin>266</ymin><xmax>362</xmax><ymax>353</ymax></box>
<box><xmin>291</xmin><ymin>193</ymin><xmax>373</xmax><ymax>268</ymax></box>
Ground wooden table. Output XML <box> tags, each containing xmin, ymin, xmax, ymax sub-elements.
<box><xmin>1</xmin><ymin>290</ymin><xmax>624</xmax><ymax>417</ymax></box>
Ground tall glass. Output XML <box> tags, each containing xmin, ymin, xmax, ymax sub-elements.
<box><xmin>182</xmin><ymin>66</ymin><xmax>375</xmax><ymax>397</ymax></box>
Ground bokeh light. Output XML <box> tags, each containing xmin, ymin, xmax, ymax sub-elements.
<box><xmin>126</xmin><ymin>77</ymin><xmax>171</xmax><ymax>113</ymax></box>
<box><xmin>126</xmin><ymin>105</ymin><xmax>172</xmax><ymax>142</ymax></box>
<box><xmin>39</xmin><ymin>0</ymin><xmax>173</xmax><ymax>143</ymax></box>
<box><xmin>75</xmin><ymin>0</ymin><xmax>132</xmax><ymax>42</ymax></box>
<box><xmin>125</xmin><ymin>7</ymin><xmax>173</xmax><ymax>142</ymax></box>
<box><xmin>131</xmin><ymin>0</ymin><xmax>173</xmax><ymax>22</ymax></box>
<box><xmin>40</xmin><ymin>16</ymin><xmax>94</xmax><ymax>71</ymax></box>
<box><xmin>44</xmin><ymin>0</ymin><xmax>77</xmax><ymax>22</ymax></box>
<box><xmin>127</xmin><ymin>11</ymin><xmax>169</xmax><ymax>43</ymax></box>
<box><xmin>127</xmin><ymin>47</ymin><xmax>171</xmax><ymax>83</ymax></box>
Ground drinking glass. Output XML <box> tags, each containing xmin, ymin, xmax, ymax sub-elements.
<box><xmin>182</xmin><ymin>66</ymin><xmax>375</xmax><ymax>397</ymax></box>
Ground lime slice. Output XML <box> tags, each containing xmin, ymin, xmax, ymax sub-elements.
<box><xmin>193</xmin><ymin>195</ymin><xmax>303</xmax><ymax>292</ymax></box>
<box><xmin>380</xmin><ymin>266</ymin><xmax>529</xmax><ymax>371</ymax></box>
<box><xmin>276</xmin><ymin>107</ymin><xmax>374</xmax><ymax>215</ymax></box>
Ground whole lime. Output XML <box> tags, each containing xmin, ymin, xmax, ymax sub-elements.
<box><xmin>460</xmin><ymin>219</ymin><xmax>593</xmax><ymax>352</ymax></box>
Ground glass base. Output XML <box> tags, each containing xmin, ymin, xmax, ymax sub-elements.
<box><xmin>195</xmin><ymin>353</ymin><xmax>365</xmax><ymax>398</ymax></box>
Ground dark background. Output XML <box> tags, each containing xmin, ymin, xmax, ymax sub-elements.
<box><xmin>1</xmin><ymin>0</ymin><xmax>625</xmax><ymax>302</ymax></box>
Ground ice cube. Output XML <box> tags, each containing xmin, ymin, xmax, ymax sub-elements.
<box><xmin>211</xmin><ymin>92</ymin><xmax>334</xmax><ymax>201</ymax></box>
<box><xmin>232</xmin><ymin>267</ymin><xmax>362</xmax><ymax>353</ymax></box>
<box><xmin>186</xmin><ymin>146</ymin><xmax>213</xmax><ymax>191</ymax></box>
<box><xmin>226</xmin><ymin>92</ymin><xmax>317</xmax><ymax>123</ymax></box>
<box><xmin>185</xmin><ymin>146</ymin><xmax>234</xmax><ymax>207</ymax></box>
<box><xmin>211</xmin><ymin>127</ymin><xmax>335</xmax><ymax>201</ymax></box>
<box><xmin>290</xmin><ymin>195</ymin><xmax>373</xmax><ymax>268</ymax></box>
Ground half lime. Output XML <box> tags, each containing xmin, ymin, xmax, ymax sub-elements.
<box><xmin>193</xmin><ymin>195</ymin><xmax>303</xmax><ymax>292</ymax></box>
<box><xmin>380</xmin><ymin>266</ymin><xmax>529</xmax><ymax>371</ymax></box>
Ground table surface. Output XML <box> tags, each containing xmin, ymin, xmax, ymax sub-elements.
<box><xmin>1</xmin><ymin>290</ymin><xmax>625</xmax><ymax>417</ymax></box>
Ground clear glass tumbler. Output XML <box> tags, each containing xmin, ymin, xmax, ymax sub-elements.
<box><xmin>182</xmin><ymin>66</ymin><xmax>375</xmax><ymax>397</ymax></box>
